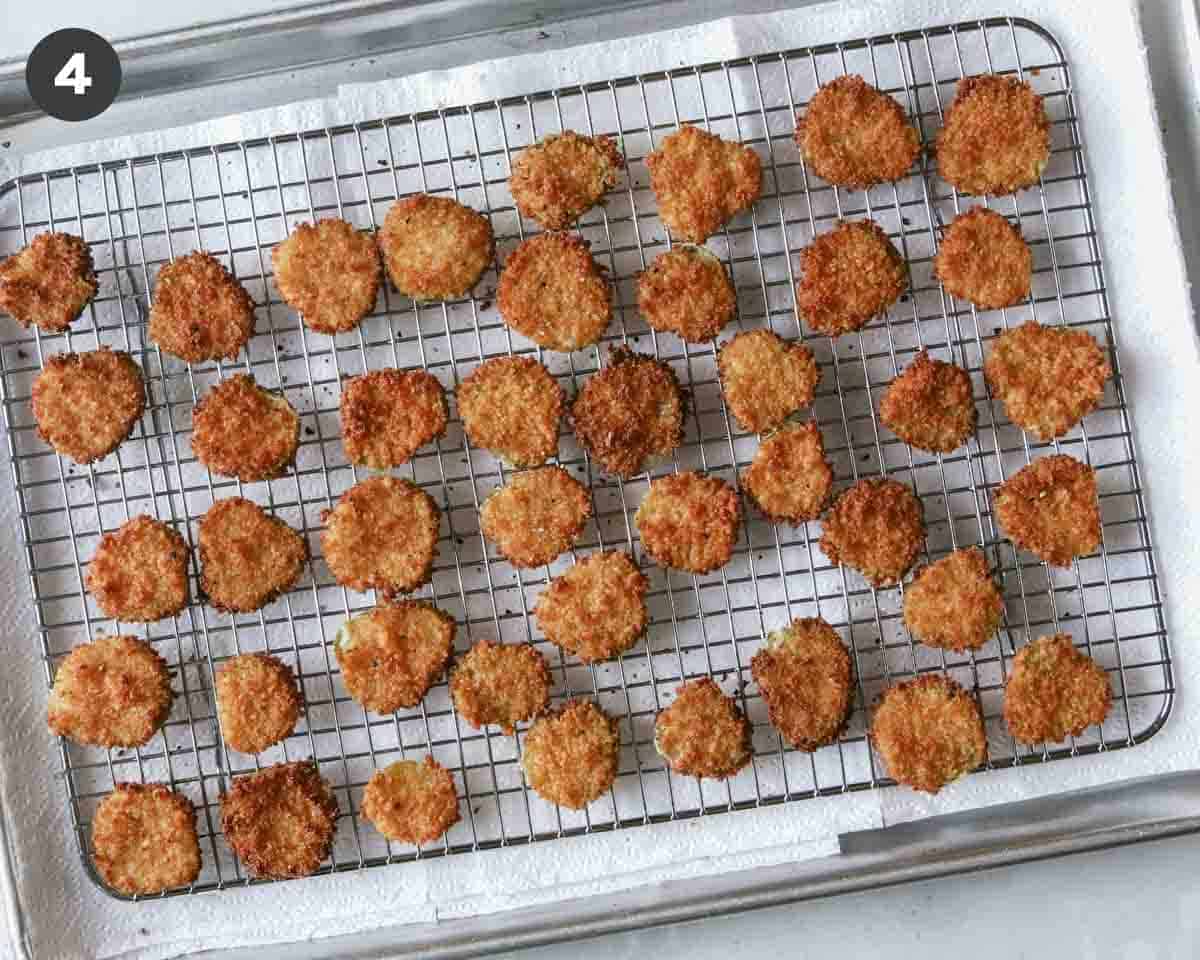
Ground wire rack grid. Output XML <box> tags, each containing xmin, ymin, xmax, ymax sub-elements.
<box><xmin>0</xmin><ymin>15</ymin><xmax>1171</xmax><ymax>898</ymax></box>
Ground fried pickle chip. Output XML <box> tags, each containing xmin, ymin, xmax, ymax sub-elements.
<box><xmin>340</xmin><ymin>368</ymin><xmax>448</xmax><ymax>468</ymax></box>
<box><xmin>571</xmin><ymin>347</ymin><xmax>685</xmax><ymax>478</ymax></box>
<box><xmin>362</xmin><ymin>756</ymin><xmax>460</xmax><ymax>844</ymax></box>
<box><xmin>635</xmin><ymin>471</ymin><xmax>741</xmax><ymax>574</ymax></box>
<box><xmin>510</xmin><ymin>131</ymin><xmax>623</xmax><ymax>230</ymax></box>
<box><xmin>741</xmin><ymin>420</ymin><xmax>834</xmax><ymax>524</ymax></box>
<box><xmin>646</xmin><ymin>125</ymin><xmax>762</xmax><ymax>243</ymax></box>
<box><xmin>796</xmin><ymin>219</ymin><xmax>907</xmax><ymax>336</ymax></box>
<box><xmin>149</xmin><ymin>251</ymin><xmax>255</xmax><ymax>363</ymax></box>
<box><xmin>879</xmin><ymin>349</ymin><xmax>977</xmax><ymax>454</ymax></box>
<box><xmin>934</xmin><ymin>208</ymin><xmax>1032</xmax><ymax>309</ymax></box>
<box><xmin>192</xmin><ymin>374</ymin><xmax>300</xmax><ymax>481</ymax></box>
<box><xmin>983</xmin><ymin>320</ymin><xmax>1111</xmax><ymax>441</ymax></box>
<box><xmin>32</xmin><ymin>347</ymin><xmax>145</xmax><ymax>464</ymax></box>
<box><xmin>479</xmin><ymin>465</ymin><xmax>592</xmax><ymax>568</ymax></box>
<box><xmin>534</xmin><ymin>550</ymin><xmax>648</xmax><ymax>663</ymax></box>
<box><xmin>718</xmin><ymin>329</ymin><xmax>819</xmax><ymax>434</ymax></box>
<box><xmin>1004</xmin><ymin>634</ymin><xmax>1112</xmax><ymax>744</ymax></box>
<box><xmin>272</xmin><ymin>218</ymin><xmax>381</xmax><ymax>334</ymax></box>
<box><xmin>449</xmin><ymin>639</ymin><xmax>550</xmax><ymax>734</ymax></box>
<box><xmin>92</xmin><ymin>784</ymin><xmax>200</xmax><ymax>895</ymax></box>
<box><xmin>751</xmin><ymin>617</ymin><xmax>853</xmax><ymax>751</ymax></box>
<box><xmin>48</xmin><ymin>635</ymin><xmax>172</xmax><ymax>748</ymax></box>
<box><xmin>636</xmin><ymin>245</ymin><xmax>736</xmax><ymax>343</ymax></box>
<box><xmin>655</xmin><ymin>677</ymin><xmax>751</xmax><ymax>779</ymax></box>
<box><xmin>994</xmin><ymin>454</ymin><xmax>1100</xmax><ymax>567</ymax></box>
<box><xmin>221</xmin><ymin>761</ymin><xmax>338</xmax><ymax>879</ymax></box>
<box><xmin>335</xmin><ymin>601</ymin><xmax>455</xmax><ymax>713</ymax></box>
<box><xmin>378</xmin><ymin>193</ymin><xmax>493</xmax><ymax>301</ymax></box>
<box><xmin>199</xmin><ymin>498</ymin><xmax>307</xmax><ymax>613</ymax></box>
<box><xmin>522</xmin><ymin>699</ymin><xmax>620</xmax><ymax>808</ymax></box>
<box><xmin>936</xmin><ymin>75</ymin><xmax>1051</xmax><ymax>196</ymax></box>
<box><xmin>795</xmin><ymin>75</ymin><xmax>921</xmax><ymax>189</ymax></box>
<box><xmin>215</xmin><ymin>653</ymin><xmax>301</xmax><ymax>754</ymax></box>
<box><xmin>903</xmin><ymin>547</ymin><xmax>1004</xmax><ymax>651</ymax></box>
<box><xmin>497</xmin><ymin>233</ymin><xmax>611</xmax><ymax>352</ymax></box>
<box><xmin>0</xmin><ymin>232</ymin><xmax>97</xmax><ymax>332</ymax></box>
<box><xmin>86</xmin><ymin>515</ymin><xmax>189</xmax><ymax>623</ymax></box>
<box><xmin>457</xmin><ymin>356</ymin><xmax>564</xmax><ymax>467</ymax></box>
<box><xmin>819</xmin><ymin>478</ymin><xmax>925</xmax><ymax>587</ymax></box>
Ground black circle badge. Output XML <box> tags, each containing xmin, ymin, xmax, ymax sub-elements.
<box><xmin>26</xmin><ymin>29</ymin><xmax>121</xmax><ymax>122</ymax></box>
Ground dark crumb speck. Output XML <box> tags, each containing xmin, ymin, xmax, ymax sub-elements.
<box><xmin>139</xmin><ymin>928</ymin><xmax>149</xmax><ymax>937</ymax></box>
<box><xmin>994</xmin><ymin>327</ymin><xmax>1002</xmax><ymax>335</ymax></box>
<box><xmin>860</xmin><ymin>453</ymin><xmax>870</xmax><ymax>462</ymax></box>
<box><xmin>536</xmin><ymin>30</ymin><xmax>551</xmax><ymax>39</ymax></box>
<box><xmin>473</xmin><ymin>806</ymin><xmax>481</xmax><ymax>815</ymax></box>
<box><xmin>902</xmin><ymin>217</ymin><xmax>912</xmax><ymax>226</ymax></box>
<box><xmin>304</xmin><ymin>426</ymin><xmax>315</xmax><ymax>437</ymax></box>
<box><xmin>478</xmin><ymin>300</ymin><xmax>492</xmax><ymax>311</ymax></box>
<box><xmin>455</xmin><ymin>537</ymin><xmax>463</xmax><ymax>545</ymax></box>
<box><xmin>377</xmin><ymin>159</ymin><xmax>388</xmax><ymax>167</ymax></box>
<box><xmin>16</xmin><ymin>349</ymin><xmax>26</xmax><ymax>359</ymax></box>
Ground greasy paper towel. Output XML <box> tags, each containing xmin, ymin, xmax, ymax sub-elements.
<box><xmin>0</xmin><ymin>0</ymin><xmax>1196</xmax><ymax>957</ymax></box>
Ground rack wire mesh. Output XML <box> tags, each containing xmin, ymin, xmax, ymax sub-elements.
<box><xmin>0</xmin><ymin>16</ymin><xmax>1171</xmax><ymax>898</ymax></box>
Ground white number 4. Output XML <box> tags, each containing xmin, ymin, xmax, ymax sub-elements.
<box><xmin>54</xmin><ymin>52</ymin><xmax>93</xmax><ymax>96</ymax></box>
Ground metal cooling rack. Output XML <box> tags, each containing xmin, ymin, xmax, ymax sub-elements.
<box><xmin>0</xmin><ymin>16</ymin><xmax>1171</xmax><ymax>899</ymax></box>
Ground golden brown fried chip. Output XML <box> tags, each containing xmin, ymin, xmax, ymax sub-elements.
<box><xmin>984</xmin><ymin>321</ymin><xmax>1111</xmax><ymax>441</ymax></box>
<box><xmin>149</xmin><ymin>251</ymin><xmax>255</xmax><ymax>363</ymax></box>
<box><xmin>479</xmin><ymin>466</ymin><xmax>592</xmax><ymax>568</ymax></box>
<box><xmin>192</xmin><ymin>374</ymin><xmax>300</xmax><ymax>481</ymax></box>
<box><xmin>655</xmin><ymin>677</ymin><xmax>751</xmax><ymax>779</ymax></box>
<box><xmin>879</xmin><ymin>349</ymin><xmax>977</xmax><ymax>454</ymax></box>
<box><xmin>635</xmin><ymin>471</ymin><xmax>741</xmax><ymax>574</ymax></box>
<box><xmin>636</xmin><ymin>245</ymin><xmax>736</xmax><ymax>343</ymax></box>
<box><xmin>522</xmin><ymin>699</ymin><xmax>620</xmax><ymax>809</ymax></box>
<box><xmin>994</xmin><ymin>454</ymin><xmax>1100</xmax><ymax>567</ymax></box>
<box><xmin>272</xmin><ymin>218</ymin><xmax>381</xmax><ymax>334</ymax></box>
<box><xmin>220</xmin><ymin>761</ymin><xmax>338</xmax><ymax>879</ymax></box>
<box><xmin>797</xmin><ymin>219</ymin><xmax>907</xmax><ymax>336</ymax></box>
<box><xmin>1004</xmin><ymin>634</ymin><xmax>1112</xmax><ymax>744</ymax></box>
<box><xmin>457</xmin><ymin>356</ymin><xmax>564</xmax><ymax>467</ymax></box>
<box><xmin>934</xmin><ymin>208</ymin><xmax>1032</xmax><ymax>309</ymax></box>
<box><xmin>215</xmin><ymin>653</ymin><xmax>301</xmax><ymax>754</ymax></box>
<box><xmin>646</xmin><ymin>125</ymin><xmax>762</xmax><ymax>243</ymax></box>
<box><xmin>903</xmin><ymin>547</ymin><xmax>1004</xmax><ymax>651</ymax></box>
<box><xmin>741</xmin><ymin>421</ymin><xmax>834</xmax><ymax>524</ymax></box>
<box><xmin>751</xmin><ymin>617</ymin><xmax>852</xmax><ymax>751</ymax></box>
<box><xmin>497</xmin><ymin>233</ymin><xmax>611</xmax><ymax>352</ymax></box>
<box><xmin>362</xmin><ymin>756</ymin><xmax>460</xmax><ymax>844</ymax></box>
<box><xmin>86</xmin><ymin>515</ymin><xmax>189</xmax><ymax>623</ymax></box>
<box><xmin>32</xmin><ymin>347</ymin><xmax>145</xmax><ymax>464</ymax></box>
<box><xmin>378</xmin><ymin>194</ymin><xmax>494</xmax><ymax>301</ymax></box>
<box><xmin>795</xmin><ymin>75</ymin><xmax>921</xmax><ymax>189</ymax></box>
<box><xmin>819</xmin><ymin>478</ymin><xmax>925</xmax><ymax>587</ymax></box>
<box><xmin>199</xmin><ymin>498</ymin><xmax>307</xmax><ymax>613</ymax></box>
<box><xmin>718</xmin><ymin>329</ymin><xmax>819</xmax><ymax>434</ymax></box>
<box><xmin>335</xmin><ymin>601</ymin><xmax>455</xmax><ymax>713</ymax></box>
<box><xmin>510</xmin><ymin>131</ymin><xmax>623</xmax><ymax>230</ymax></box>
<box><xmin>92</xmin><ymin>784</ymin><xmax>200</xmax><ymax>895</ymax></box>
<box><xmin>534</xmin><ymin>551</ymin><xmax>648</xmax><ymax>663</ymax></box>
<box><xmin>48</xmin><ymin>635</ymin><xmax>172</xmax><ymax>748</ymax></box>
<box><xmin>0</xmin><ymin>232</ymin><xmax>97</xmax><ymax>332</ymax></box>
<box><xmin>571</xmin><ymin>347</ymin><xmax>685</xmax><ymax>478</ymax></box>
<box><xmin>340</xmin><ymin>368</ymin><xmax>448</xmax><ymax>468</ymax></box>
<box><xmin>449</xmin><ymin>639</ymin><xmax>550</xmax><ymax>733</ymax></box>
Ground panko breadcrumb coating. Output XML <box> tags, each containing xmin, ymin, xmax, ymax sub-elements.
<box><xmin>741</xmin><ymin>421</ymin><xmax>834</xmax><ymax>524</ymax></box>
<box><xmin>636</xmin><ymin>245</ymin><xmax>736</xmax><ymax>343</ymax></box>
<box><xmin>795</xmin><ymin>75</ymin><xmax>921</xmax><ymax>189</ymax></box>
<box><xmin>934</xmin><ymin>208</ymin><xmax>1032</xmax><ymax>309</ymax></box>
<box><xmin>335</xmin><ymin>601</ymin><xmax>455</xmax><ymax>713</ymax></box>
<box><xmin>797</xmin><ymin>219</ymin><xmax>907</xmax><ymax>336</ymax></box>
<box><xmin>92</xmin><ymin>784</ymin><xmax>200</xmax><ymax>895</ymax></box>
<box><xmin>903</xmin><ymin>547</ymin><xmax>1004</xmax><ymax>651</ymax></box>
<box><xmin>32</xmin><ymin>347</ymin><xmax>145</xmax><ymax>464</ymax></box>
<box><xmin>340</xmin><ymin>368</ymin><xmax>448</xmax><ymax>468</ymax></box>
<box><xmin>984</xmin><ymin>321</ymin><xmax>1111</xmax><ymax>441</ymax></box>
<box><xmin>378</xmin><ymin>194</ymin><xmax>494</xmax><ymax>301</ymax></box>
<box><xmin>635</xmin><ymin>471</ymin><xmax>741</xmax><ymax>574</ymax></box>
<box><xmin>879</xmin><ymin>349</ymin><xmax>977</xmax><ymax>454</ymax></box>
<box><xmin>510</xmin><ymin>131</ymin><xmax>623</xmax><ymax>230</ymax></box>
<box><xmin>362</xmin><ymin>756</ymin><xmax>460</xmax><ymax>844</ymax></box>
<box><xmin>0</xmin><ymin>232</ymin><xmax>97</xmax><ymax>332</ymax></box>
<box><xmin>215</xmin><ymin>653</ymin><xmax>301</xmax><ymax>754</ymax></box>
<box><xmin>191</xmin><ymin>374</ymin><xmax>300</xmax><ymax>481</ymax></box>
<box><xmin>751</xmin><ymin>617</ymin><xmax>853</xmax><ymax>751</ymax></box>
<box><xmin>534</xmin><ymin>550</ymin><xmax>648</xmax><ymax>663</ymax></box>
<box><xmin>48</xmin><ymin>635</ymin><xmax>172</xmax><ymax>748</ymax></box>
<box><xmin>522</xmin><ymin>699</ymin><xmax>621</xmax><ymax>808</ymax></box>
<box><xmin>497</xmin><ymin>233</ymin><xmax>611</xmax><ymax>352</ymax></box>
<box><xmin>571</xmin><ymin>347</ymin><xmax>685</xmax><ymax>478</ymax></box>
<box><xmin>646</xmin><ymin>125</ymin><xmax>762</xmax><ymax>243</ymax></box>
<box><xmin>220</xmin><ymin>761</ymin><xmax>338</xmax><ymax>879</ymax></box>
<box><xmin>479</xmin><ymin>466</ymin><xmax>592</xmax><ymax>568</ymax></box>
<box><xmin>149</xmin><ymin>251</ymin><xmax>255</xmax><ymax>363</ymax></box>
<box><xmin>871</xmin><ymin>674</ymin><xmax>986</xmax><ymax>793</ymax></box>
<box><xmin>449</xmin><ymin>639</ymin><xmax>550</xmax><ymax>733</ymax></box>
<box><xmin>272</xmin><ymin>218</ymin><xmax>381</xmax><ymax>334</ymax></box>
<box><xmin>819</xmin><ymin>478</ymin><xmax>925</xmax><ymax>587</ymax></box>
<box><xmin>86</xmin><ymin>515</ymin><xmax>189</xmax><ymax>623</ymax></box>
<box><xmin>322</xmin><ymin>477</ymin><xmax>441</xmax><ymax>597</ymax></box>
<box><xmin>994</xmin><ymin>454</ymin><xmax>1101</xmax><ymax>567</ymax></box>
<box><xmin>718</xmin><ymin>329</ymin><xmax>819</xmax><ymax>434</ymax></box>
<box><xmin>655</xmin><ymin>678</ymin><xmax>751</xmax><ymax>779</ymax></box>
<box><xmin>1004</xmin><ymin>634</ymin><xmax>1112</xmax><ymax>744</ymax></box>
<box><xmin>199</xmin><ymin>498</ymin><xmax>307</xmax><ymax>613</ymax></box>
<box><xmin>457</xmin><ymin>356</ymin><xmax>564</xmax><ymax>467</ymax></box>
<box><xmin>936</xmin><ymin>75</ymin><xmax>1051</xmax><ymax>195</ymax></box>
